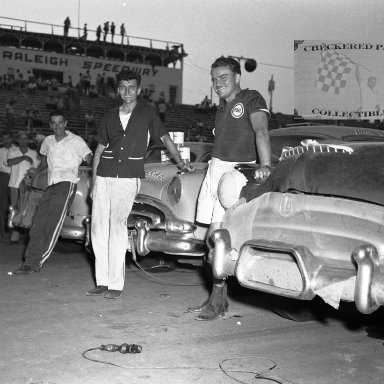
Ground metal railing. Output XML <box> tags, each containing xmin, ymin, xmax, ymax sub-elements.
<box><xmin>0</xmin><ymin>16</ymin><xmax>183</xmax><ymax>51</ymax></box>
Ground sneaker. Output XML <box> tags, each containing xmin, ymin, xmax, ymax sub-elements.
<box><xmin>86</xmin><ymin>285</ymin><xmax>108</xmax><ymax>296</ymax></box>
<box><xmin>104</xmin><ymin>290</ymin><xmax>122</xmax><ymax>299</ymax></box>
<box><xmin>14</xmin><ymin>265</ymin><xmax>38</xmax><ymax>274</ymax></box>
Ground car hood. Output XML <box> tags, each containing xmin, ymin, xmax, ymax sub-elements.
<box><xmin>140</xmin><ymin>162</ymin><xmax>208</xmax><ymax>200</ymax></box>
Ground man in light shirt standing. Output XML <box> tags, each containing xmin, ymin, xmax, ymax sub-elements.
<box><xmin>0</xmin><ymin>133</ymin><xmax>14</xmax><ymax>240</ymax></box>
<box><xmin>7</xmin><ymin>131</ymin><xmax>40</xmax><ymax>243</ymax></box>
<box><xmin>14</xmin><ymin>111</ymin><xmax>92</xmax><ymax>274</ymax></box>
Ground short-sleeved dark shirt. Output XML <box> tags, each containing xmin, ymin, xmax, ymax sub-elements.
<box><xmin>212</xmin><ymin>89</ymin><xmax>269</xmax><ymax>162</ymax></box>
<box><xmin>96</xmin><ymin>103</ymin><xmax>167</xmax><ymax>178</ymax></box>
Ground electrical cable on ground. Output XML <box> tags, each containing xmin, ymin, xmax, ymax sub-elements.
<box><xmin>131</xmin><ymin>258</ymin><xmax>207</xmax><ymax>286</ymax></box>
<box><xmin>82</xmin><ymin>348</ymin><xmax>293</xmax><ymax>384</ymax></box>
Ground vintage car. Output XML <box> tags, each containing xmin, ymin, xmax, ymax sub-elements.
<box><xmin>208</xmin><ymin>140</ymin><xmax>384</xmax><ymax>316</ymax></box>
<box><xmin>9</xmin><ymin>125</ymin><xmax>384</xmax><ymax>262</ymax></box>
<box><xmin>127</xmin><ymin>124</ymin><xmax>384</xmax><ymax>265</ymax></box>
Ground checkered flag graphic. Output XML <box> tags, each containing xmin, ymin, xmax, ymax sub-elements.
<box><xmin>315</xmin><ymin>49</ymin><xmax>354</xmax><ymax>95</ymax></box>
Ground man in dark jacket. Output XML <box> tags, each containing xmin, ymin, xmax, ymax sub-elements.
<box><xmin>87</xmin><ymin>70</ymin><xmax>193</xmax><ymax>299</ymax></box>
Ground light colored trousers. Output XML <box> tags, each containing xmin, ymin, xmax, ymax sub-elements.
<box><xmin>91</xmin><ymin>176</ymin><xmax>140</xmax><ymax>291</ymax></box>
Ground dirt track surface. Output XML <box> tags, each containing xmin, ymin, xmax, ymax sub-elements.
<box><xmin>1</xmin><ymin>241</ymin><xmax>384</xmax><ymax>384</ymax></box>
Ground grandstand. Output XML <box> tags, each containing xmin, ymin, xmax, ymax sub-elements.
<box><xmin>0</xmin><ymin>16</ymin><xmax>297</xmax><ymax>143</ymax></box>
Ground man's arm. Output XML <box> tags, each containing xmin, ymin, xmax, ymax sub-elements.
<box><xmin>26</xmin><ymin>155</ymin><xmax>48</xmax><ymax>177</ymax></box>
<box><xmin>90</xmin><ymin>143</ymin><xmax>105</xmax><ymax>199</ymax></box>
<box><xmin>7</xmin><ymin>155</ymin><xmax>34</xmax><ymax>166</ymax></box>
<box><xmin>161</xmin><ymin>134</ymin><xmax>195</xmax><ymax>172</ymax></box>
<box><xmin>84</xmin><ymin>152</ymin><xmax>93</xmax><ymax>167</ymax></box>
<box><xmin>250</xmin><ymin>111</ymin><xmax>272</xmax><ymax>179</ymax></box>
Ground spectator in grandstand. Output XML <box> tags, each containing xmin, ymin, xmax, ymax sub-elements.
<box><xmin>0</xmin><ymin>132</ymin><xmax>14</xmax><ymax>241</ymax></box>
<box><xmin>158</xmin><ymin>101</ymin><xmax>167</xmax><ymax>122</ymax></box>
<box><xmin>110</xmin><ymin>22</ymin><xmax>116</xmax><ymax>43</ymax></box>
<box><xmin>31</xmin><ymin>110</ymin><xmax>43</xmax><ymax>128</ymax></box>
<box><xmin>67</xmin><ymin>75</ymin><xmax>73</xmax><ymax>88</ymax></box>
<box><xmin>14</xmin><ymin>111</ymin><xmax>92</xmax><ymax>274</ymax></box>
<box><xmin>103</xmin><ymin>21</ymin><xmax>109</xmax><ymax>42</ymax></box>
<box><xmin>199</xmin><ymin>95</ymin><xmax>211</xmax><ymax>111</ymax></box>
<box><xmin>27</xmin><ymin>71</ymin><xmax>37</xmax><ymax>94</ymax></box>
<box><xmin>120</xmin><ymin>23</ymin><xmax>126</xmax><ymax>45</ymax></box>
<box><xmin>64</xmin><ymin>17</ymin><xmax>71</xmax><ymax>37</ymax></box>
<box><xmin>83</xmin><ymin>70</ymin><xmax>92</xmax><ymax>96</ymax></box>
<box><xmin>84</xmin><ymin>109</ymin><xmax>95</xmax><ymax>131</ymax></box>
<box><xmin>158</xmin><ymin>91</ymin><xmax>166</xmax><ymax>104</ymax></box>
<box><xmin>86</xmin><ymin>130</ymin><xmax>98</xmax><ymax>153</ymax></box>
<box><xmin>82</xmin><ymin>23</ymin><xmax>88</xmax><ymax>40</ymax></box>
<box><xmin>7</xmin><ymin>131</ymin><xmax>40</xmax><ymax>244</ymax></box>
<box><xmin>5</xmin><ymin>99</ymin><xmax>17</xmax><ymax>134</ymax></box>
<box><xmin>187</xmin><ymin>56</ymin><xmax>271</xmax><ymax>321</ymax></box>
<box><xmin>96</xmin><ymin>25</ymin><xmax>102</xmax><ymax>42</ymax></box>
<box><xmin>46</xmin><ymin>95</ymin><xmax>57</xmax><ymax>110</ymax></box>
<box><xmin>56</xmin><ymin>96</ymin><xmax>65</xmax><ymax>111</ymax></box>
<box><xmin>15</xmin><ymin>70</ymin><xmax>24</xmax><ymax>88</ymax></box>
<box><xmin>21</xmin><ymin>108</ymin><xmax>32</xmax><ymax>128</ymax></box>
<box><xmin>7</xmin><ymin>67</ymin><xmax>15</xmax><ymax>83</ymax></box>
<box><xmin>87</xmin><ymin>70</ymin><xmax>194</xmax><ymax>299</ymax></box>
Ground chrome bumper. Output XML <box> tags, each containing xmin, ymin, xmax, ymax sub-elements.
<box><xmin>134</xmin><ymin>219</ymin><xmax>206</xmax><ymax>257</ymax></box>
<box><xmin>211</xmin><ymin>229</ymin><xmax>384</xmax><ymax>314</ymax></box>
<box><xmin>60</xmin><ymin>225</ymin><xmax>86</xmax><ymax>241</ymax></box>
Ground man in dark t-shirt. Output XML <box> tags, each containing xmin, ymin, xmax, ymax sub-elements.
<box><xmin>189</xmin><ymin>56</ymin><xmax>272</xmax><ymax>320</ymax></box>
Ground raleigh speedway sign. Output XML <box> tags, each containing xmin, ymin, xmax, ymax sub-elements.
<box><xmin>294</xmin><ymin>41</ymin><xmax>384</xmax><ymax>120</ymax></box>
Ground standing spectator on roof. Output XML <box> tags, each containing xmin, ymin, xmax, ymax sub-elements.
<box><xmin>14</xmin><ymin>111</ymin><xmax>92</xmax><ymax>274</ymax></box>
<box><xmin>86</xmin><ymin>70</ymin><xmax>194</xmax><ymax>299</ymax></box>
<box><xmin>7</xmin><ymin>132</ymin><xmax>40</xmax><ymax>244</ymax></box>
<box><xmin>187</xmin><ymin>56</ymin><xmax>271</xmax><ymax>321</ymax></box>
<box><xmin>0</xmin><ymin>132</ymin><xmax>14</xmax><ymax>241</ymax></box>
<box><xmin>96</xmin><ymin>25</ymin><xmax>102</xmax><ymax>42</ymax></box>
<box><xmin>64</xmin><ymin>17</ymin><xmax>71</xmax><ymax>37</ymax></box>
<box><xmin>110</xmin><ymin>22</ymin><xmax>116</xmax><ymax>43</ymax></box>
<box><xmin>82</xmin><ymin>23</ymin><xmax>88</xmax><ymax>40</ymax></box>
<box><xmin>120</xmin><ymin>23</ymin><xmax>126</xmax><ymax>45</ymax></box>
<box><xmin>103</xmin><ymin>21</ymin><xmax>109</xmax><ymax>42</ymax></box>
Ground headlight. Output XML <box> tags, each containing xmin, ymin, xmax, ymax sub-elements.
<box><xmin>167</xmin><ymin>176</ymin><xmax>181</xmax><ymax>203</ymax></box>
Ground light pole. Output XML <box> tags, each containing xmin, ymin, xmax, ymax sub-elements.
<box><xmin>77</xmin><ymin>0</ymin><xmax>81</xmax><ymax>38</ymax></box>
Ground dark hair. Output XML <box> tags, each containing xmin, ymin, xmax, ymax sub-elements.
<box><xmin>50</xmin><ymin>110</ymin><xmax>66</xmax><ymax>120</ymax></box>
<box><xmin>117</xmin><ymin>70</ymin><xmax>142</xmax><ymax>87</ymax></box>
<box><xmin>368</xmin><ymin>76</ymin><xmax>377</xmax><ymax>82</ymax></box>
<box><xmin>211</xmin><ymin>56</ymin><xmax>241</xmax><ymax>75</ymax></box>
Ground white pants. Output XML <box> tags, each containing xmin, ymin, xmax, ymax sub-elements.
<box><xmin>196</xmin><ymin>158</ymin><xmax>249</xmax><ymax>225</ymax></box>
<box><xmin>91</xmin><ymin>176</ymin><xmax>140</xmax><ymax>291</ymax></box>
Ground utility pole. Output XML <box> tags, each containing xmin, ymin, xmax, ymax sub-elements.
<box><xmin>268</xmin><ymin>75</ymin><xmax>275</xmax><ymax>113</ymax></box>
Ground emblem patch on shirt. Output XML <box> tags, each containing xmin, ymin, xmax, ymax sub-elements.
<box><xmin>231</xmin><ymin>103</ymin><xmax>244</xmax><ymax>118</ymax></box>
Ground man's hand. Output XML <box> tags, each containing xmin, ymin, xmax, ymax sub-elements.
<box><xmin>89</xmin><ymin>186</ymin><xmax>94</xmax><ymax>200</ymax></box>
<box><xmin>26</xmin><ymin>167</ymin><xmax>38</xmax><ymax>177</ymax></box>
<box><xmin>177</xmin><ymin>161</ymin><xmax>195</xmax><ymax>173</ymax></box>
<box><xmin>254</xmin><ymin>165</ymin><xmax>272</xmax><ymax>180</ymax></box>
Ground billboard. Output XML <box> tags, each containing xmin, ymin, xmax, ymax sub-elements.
<box><xmin>294</xmin><ymin>41</ymin><xmax>384</xmax><ymax>121</ymax></box>
<box><xmin>0</xmin><ymin>47</ymin><xmax>182</xmax><ymax>103</ymax></box>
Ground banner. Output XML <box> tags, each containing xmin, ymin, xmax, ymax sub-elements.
<box><xmin>294</xmin><ymin>41</ymin><xmax>384</xmax><ymax>120</ymax></box>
